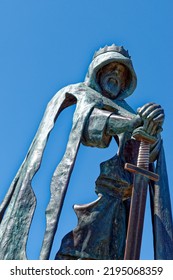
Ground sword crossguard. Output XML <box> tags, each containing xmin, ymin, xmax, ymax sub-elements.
<box><xmin>125</xmin><ymin>163</ymin><xmax>159</xmax><ymax>181</ymax></box>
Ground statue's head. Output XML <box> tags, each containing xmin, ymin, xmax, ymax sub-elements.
<box><xmin>85</xmin><ymin>44</ymin><xmax>137</xmax><ymax>100</ymax></box>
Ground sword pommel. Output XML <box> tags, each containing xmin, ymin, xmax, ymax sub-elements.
<box><xmin>132</xmin><ymin>127</ymin><xmax>157</xmax><ymax>144</ymax></box>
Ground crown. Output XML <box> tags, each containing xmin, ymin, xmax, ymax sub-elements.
<box><xmin>93</xmin><ymin>44</ymin><xmax>131</xmax><ymax>59</ymax></box>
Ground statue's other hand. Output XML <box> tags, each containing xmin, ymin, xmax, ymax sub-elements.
<box><xmin>137</xmin><ymin>102</ymin><xmax>165</xmax><ymax>136</ymax></box>
<box><xmin>137</xmin><ymin>102</ymin><xmax>165</xmax><ymax>123</ymax></box>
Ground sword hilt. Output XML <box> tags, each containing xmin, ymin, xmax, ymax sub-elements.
<box><xmin>125</xmin><ymin>127</ymin><xmax>159</xmax><ymax>181</ymax></box>
<box><xmin>137</xmin><ymin>141</ymin><xmax>150</xmax><ymax>169</ymax></box>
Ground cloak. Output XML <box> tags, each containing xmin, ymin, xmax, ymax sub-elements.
<box><xmin>150</xmin><ymin>142</ymin><xmax>173</xmax><ymax>259</ymax></box>
<box><xmin>0</xmin><ymin>83</ymin><xmax>137</xmax><ymax>260</ymax></box>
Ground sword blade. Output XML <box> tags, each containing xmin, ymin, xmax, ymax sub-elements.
<box><xmin>124</xmin><ymin>173</ymin><xmax>148</xmax><ymax>259</ymax></box>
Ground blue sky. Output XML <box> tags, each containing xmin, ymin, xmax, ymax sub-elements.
<box><xmin>0</xmin><ymin>0</ymin><xmax>173</xmax><ymax>260</ymax></box>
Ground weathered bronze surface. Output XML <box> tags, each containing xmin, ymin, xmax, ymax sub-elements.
<box><xmin>0</xmin><ymin>45</ymin><xmax>172</xmax><ymax>260</ymax></box>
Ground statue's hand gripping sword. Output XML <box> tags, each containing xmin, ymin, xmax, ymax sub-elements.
<box><xmin>124</xmin><ymin>126</ymin><xmax>159</xmax><ymax>260</ymax></box>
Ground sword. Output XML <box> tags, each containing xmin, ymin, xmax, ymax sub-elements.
<box><xmin>124</xmin><ymin>127</ymin><xmax>159</xmax><ymax>260</ymax></box>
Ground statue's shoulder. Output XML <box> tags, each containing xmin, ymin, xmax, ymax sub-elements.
<box><xmin>48</xmin><ymin>83</ymin><xmax>135</xmax><ymax>117</ymax></box>
<box><xmin>50</xmin><ymin>82</ymin><xmax>90</xmax><ymax>100</ymax></box>
<box><xmin>50</xmin><ymin>83</ymin><xmax>102</xmax><ymax>104</ymax></box>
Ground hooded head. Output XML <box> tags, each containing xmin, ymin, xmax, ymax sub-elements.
<box><xmin>85</xmin><ymin>45</ymin><xmax>137</xmax><ymax>100</ymax></box>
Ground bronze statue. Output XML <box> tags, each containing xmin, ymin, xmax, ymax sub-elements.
<box><xmin>0</xmin><ymin>45</ymin><xmax>172</xmax><ymax>260</ymax></box>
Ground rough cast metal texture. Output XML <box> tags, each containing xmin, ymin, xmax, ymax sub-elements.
<box><xmin>0</xmin><ymin>46</ymin><xmax>173</xmax><ymax>260</ymax></box>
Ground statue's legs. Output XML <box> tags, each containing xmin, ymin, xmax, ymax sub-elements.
<box><xmin>55</xmin><ymin>193</ymin><xmax>128</xmax><ymax>260</ymax></box>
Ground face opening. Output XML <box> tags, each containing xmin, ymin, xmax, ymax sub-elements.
<box><xmin>96</xmin><ymin>62</ymin><xmax>131</xmax><ymax>100</ymax></box>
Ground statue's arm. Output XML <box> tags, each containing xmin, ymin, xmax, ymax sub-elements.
<box><xmin>106</xmin><ymin>111</ymin><xmax>141</xmax><ymax>135</ymax></box>
<box><xmin>82</xmin><ymin>102</ymin><xmax>164</xmax><ymax>162</ymax></box>
<box><xmin>82</xmin><ymin>108</ymin><xmax>141</xmax><ymax>148</ymax></box>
